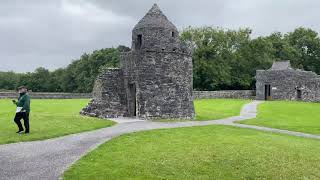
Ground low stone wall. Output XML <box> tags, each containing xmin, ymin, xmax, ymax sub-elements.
<box><xmin>0</xmin><ymin>90</ymin><xmax>255</xmax><ymax>100</ymax></box>
<box><xmin>0</xmin><ymin>92</ymin><xmax>92</xmax><ymax>99</ymax></box>
<box><xmin>193</xmin><ymin>90</ymin><xmax>255</xmax><ymax>99</ymax></box>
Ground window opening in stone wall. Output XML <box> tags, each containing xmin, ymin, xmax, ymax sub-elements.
<box><xmin>172</xmin><ymin>31</ymin><xmax>175</xmax><ymax>37</ymax></box>
<box><xmin>297</xmin><ymin>89</ymin><xmax>302</xmax><ymax>100</ymax></box>
<box><xmin>136</xmin><ymin>34</ymin><xmax>142</xmax><ymax>49</ymax></box>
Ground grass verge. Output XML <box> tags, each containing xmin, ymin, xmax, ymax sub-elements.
<box><xmin>64</xmin><ymin>125</ymin><xmax>320</xmax><ymax>180</ymax></box>
<box><xmin>0</xmin><ymin>99</ymin><xmax>115</xmax><ymax>144</ymax></box>
<box><xmin>195</xmin><ymin>99</ymin><xmax>250</xmax><ymax>121</ymax></box>
<box><xmin>239</xmin><ymin>101</ymin><xmax>320</xmax><ymax>135</ymax></box>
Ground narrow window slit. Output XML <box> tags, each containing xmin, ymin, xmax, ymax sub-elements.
<box><xmin>136</xmin><ymin>34</ymin><xmax>142</xmax><ymax>49</ymax></box>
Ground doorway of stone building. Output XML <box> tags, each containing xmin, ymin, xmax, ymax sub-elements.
<box><xmin>264</xmin><ymin>84</ymin><xmax>272</xmax><ymax>100</ymax></box>
<box><xmin>297</xmin><ymin>89</ymin><xmax>302</xmax><ymax>100</ymax></box>
<box><xmin>129</xmin><ymin>83</ymin><xmax>137</xmax><ymax>116</ymax></box>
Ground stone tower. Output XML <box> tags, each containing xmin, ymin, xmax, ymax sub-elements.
<box><xmin>81</xmin><ymin>4</ymin><xmax>195</xmax><ymax>120</ymax></box>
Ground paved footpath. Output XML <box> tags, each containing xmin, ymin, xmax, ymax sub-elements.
<box><xmin>0</xmin><ymin>101</ymin><xmax>320</xmax><ymax>180</ymax></box>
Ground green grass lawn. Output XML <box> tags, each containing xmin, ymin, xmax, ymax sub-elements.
<box><xmin>239</xmin><ymin>101</ymin><xmax>320</xmax><ymax>135</ymax></box>
<box><xmin>64</xmin><ymin>125</ymin><xmax>320</xmax><ymax>180</ymax></box>
<box><xmin>194</xmin><ymin>99</ymin><xmax>250</xmax><ymax>121</ymax></box>
<box><xmin>0</xmin><ymin>99</ymin><xmax>115</xmax><ymax>144</ymax></box>
<box><xmin>0</xmin><ymin>98</ymin><xmax>250</xmax><ymax>145</ymax></box>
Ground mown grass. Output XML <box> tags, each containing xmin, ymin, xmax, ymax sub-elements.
<box><xmin>0</xmin><ymin>98</ymin><xmax>250</xmax><ymax>144</ymax></box>
<box><xmin>194</xmin><ymin>99</ymin><xmax>250</xmax><ymax>121</ymax></box>
<box><xmin>64</xmin><ymin>125</ymin><xmax>320</xmax><ymax>180</ymax></box>
<box><xmin>0</xmin><ymin>99</ymin><xmax>115</xmax><ymax>144</ymax></box>
<box><xmin>239</xmin><ymin>101</ymin><xmax>320</xmax><ymax>135</ymax></box>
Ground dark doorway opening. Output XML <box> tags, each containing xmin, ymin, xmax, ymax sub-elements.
<box><xmin>264</xmin><ymin>84</ymin><xmax>271</xmax><ymax>100</ymax></box>
<box><xmin>136</xmin><ymin>34</ymin><xmax>142</xmax><ymax>49</ymax></box>
<box><xmin>129</xmin><ymin>83</ymin><xmax>137</xmax><ymax>116</ymax></box>
<box><xmin>297</xmin><ymin>89</ymin><xmax>302</xmax><ymax>100</ymax></box>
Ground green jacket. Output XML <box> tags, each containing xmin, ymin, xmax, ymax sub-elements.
<box><xmin>16</xmin><ymin>93</ymin><xmax>31</xmax><ymax>113</ymax></box>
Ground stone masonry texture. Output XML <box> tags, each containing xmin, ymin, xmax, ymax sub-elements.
<box><xmin>256</xmin><ymin>61</ymin><xmax>320</xmax><ymax>102</ymax></box>
<box><xmin>0</xmin><ymin>90</ymin><xmax>255</xmax><ymax>100</ymax></box>
<box><xmin>81</xmin><ymin>4</ymin><xmax>195</xmax><ymax>119</ymax></box>
<box><xmin>193</xmin><ymin>90</ymin><xmax>255</xmax><ymax>99</ymax></box>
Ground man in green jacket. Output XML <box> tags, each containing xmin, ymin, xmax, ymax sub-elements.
<box><xmin>13</xmin><ymin>86</ymin><xmax>31</xmax><ymax>134</ymax></box>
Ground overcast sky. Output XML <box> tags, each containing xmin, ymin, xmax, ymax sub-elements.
<box><xmin>1</xmin><ymin>0</ymin><xmax>319</xmax><ymax>72</ymax></box>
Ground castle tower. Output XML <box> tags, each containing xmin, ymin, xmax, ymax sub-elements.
<box><xmin>124</xmin><ymin>4</ymin><xmax>195</xmax><ymax>119</ymax></box>
<box><xmin>82</xmin><ymin>4</ymin><xmax>195</xmax><ymax>120</ymax></box>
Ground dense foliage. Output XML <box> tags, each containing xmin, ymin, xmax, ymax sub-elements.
<box><xmin>1</xmin><ymin>27</ymin><xmax>320</xmax><ymax>92</ymax></box>
<box><xmin>181</xmin><ymin>27</ymin><xmax>320</xmax><ymax>90</ymax></box>
<box><xmin>0</xmin><ymin>46</ymin><xmax>129</xmax><ymax>93</ymax></box>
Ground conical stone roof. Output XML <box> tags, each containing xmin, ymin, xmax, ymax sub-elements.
<box><xmin>133</xmin><ymin>4</ymin><xmax>177</xmax><ymax>30</ymax></box>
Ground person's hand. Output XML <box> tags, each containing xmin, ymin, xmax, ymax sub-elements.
<box><xmin>12</xmin><ymin>100</ymin><xmax>16</xmax><ymax>104</ymax></box>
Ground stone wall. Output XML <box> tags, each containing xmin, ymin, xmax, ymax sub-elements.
<box><xmin>193</xmin><ymin>90</ymin><xmax>255</xmax><ymax>99</ymax></box>
<box><xmin>0</xmin><ymin>90</ymin><xmax>256</xmax><ymax>100</ymax></box>
<box><xmin>81</xmin><ymin>68</ymin><xmax>128</xmax><ymax>118</ymax></box>
<box><xmin>121</xmin><ymin>51</ymin><xmax>138</xmax><ymax>117</ymax></box>
<box><xmin>135</xmin><ymin>50</ymin><xmax>195</xmax><ymax>119</ymax></box>
<box><xmin>0</xmin><ymin>92</ymin><xmax>91</xmax><ymax>99</ymax></box>
<box><xmin>256</xmin><ymin>69</ymin><xmax>320</xmax><ymax>102</ymax></box>
<box><xmin>299</xmin><ymin>79</ymin><xmax>320</xmax><ymax>102</ymax></box>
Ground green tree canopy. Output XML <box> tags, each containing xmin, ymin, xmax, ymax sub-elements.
<box><xmin>1</xmin><ymin>27</ymin><xmax>320</xmax><ymax>92</ymax></box>
<box><xmin>181</xmin><ymin>26</ymin><xmax>320</xmax><ymax>91</ymax></box>
<box><xmin>0</xmin><ymin>46</ymin><xmax>124</xmax><ymax>92</ymax></box>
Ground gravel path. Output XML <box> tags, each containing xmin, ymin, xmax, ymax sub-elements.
<box><xmin>0</xmin><ymin>100</ymin><xmax>319</xmax><ymax>180</ymax></box>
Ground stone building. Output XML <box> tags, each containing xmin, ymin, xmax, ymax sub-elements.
<box><xmin>81</xmin><ymin>4</ymin><xmax>195</xmax><ymax>119</ymax></box>
<box><xmin>256</xmin><ymin>61</ymin><xmax>320</xmax><ymax>102</ymax></box>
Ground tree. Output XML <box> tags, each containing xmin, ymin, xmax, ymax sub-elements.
<box><xmin>1</xmin><ymin>27</ymin><xmax>320</xmax><ymax>92</ymax></box>
<box><xmin>285</xmin><ymin>27</ymin><xmax>320</xmax><ymax>73</ymax></box>
<box><xmin>181</xmin><ymin>27</ymin><xmax>320</xmax><ymax>91</ymax></box>
<box><xmin>0</xmin><ymin>46</ymin><xmax>124</xmax><ymax>92</ymax></box>
<box><xmin>181</xmin><ymin>27</ymin><xmax>256</xmax><ymax>90</ymax></box>
<box><xmin>59</xmin><ymin>47</ymin><xmax>121</xmax><ymax>92</ymax></box>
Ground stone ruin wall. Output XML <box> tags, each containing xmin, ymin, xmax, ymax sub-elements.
<box><xmin>136</xmin><ymin>50</ymin><xmax>195</xmax><ymax>119</ymax></box>
<box><xmin>120</xmin><ymin>51</ymin><xmax>138</xmax><ymax>117</ymax></box>
<box><xmin>0</xmin><ymin>90</ymin><xmax>256</xmax><ymax>100</ymax></box>
<box><xmin>81</xmin><ymin>69</ymin><xmax>127</xmax><ymax>118</ymax></box>
<box><xmin>82</xmin><ymin>49</ymin><xmax>195</xmax><ymax>119</ymax></box>
<box><xmin>132</xmin><ymin>27</ymin><xmax>180</xmax><ymax>52</ymax></box>
<box><xmin>193</xmin><ymin>90</ymin><xmax>255</xmax><ymax>99</ymax></box>
<box><xmin>256</xmin><ymin>69</ymin><xmax>320</xmax><ymax>102</ymax></box>
<box><xmin>298</xmin><ymin>78</ymin><xmax>320</xmax><ymax>102</ymax></box>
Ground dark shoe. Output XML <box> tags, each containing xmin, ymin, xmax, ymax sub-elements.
<box><xmin>25</xmin><ymin>131</ymin><xmax>29</xmax><ymax>134</ymax></box>
<box><xmin>16</xmin><ymin>131</ymin><xmax>24</xmax><ymax>134</ymax></box>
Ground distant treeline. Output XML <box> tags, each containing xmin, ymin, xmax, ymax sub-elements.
<box><xmin>0</xmin><ymin>46</ymin><xmax>130</xmax><ymax>93</ymax></box>
<box><xmin>1</xmin><ymin>27</ymin><xmax>320</xmax><ymax>92</ymax></box>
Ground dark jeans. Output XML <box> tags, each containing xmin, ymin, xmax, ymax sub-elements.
<box><xmin>14</xmin><ymin>112</ymin><xmax>30</xmax><ymax>133</ymax></box>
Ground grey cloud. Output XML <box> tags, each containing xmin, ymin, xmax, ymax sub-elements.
<box><xmin>0</xmin><ymin>0</ymin><xmax>319</xmax><ymax>72</ymax></box>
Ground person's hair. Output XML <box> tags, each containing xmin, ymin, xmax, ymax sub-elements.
<box><xmin>18</xmin><ymin>86</ymin><xmax>28</xmax><ymax>90</ymax></box>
